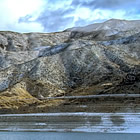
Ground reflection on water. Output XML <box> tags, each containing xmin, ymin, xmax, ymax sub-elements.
<box><xmin>0</xmin><ymin>132</ymin><xmax>140</xmax><ymax>140</ymax></box>
<box><xmin>110</xmin><ymin>115</ymin><xmax>125</xmax><ymax>126</ymax></box>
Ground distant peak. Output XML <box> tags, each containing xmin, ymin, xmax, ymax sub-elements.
<box><xmin>65</xmin><ymin>19</ymin><xmax>140</xmax><ymax>33</ymax></box>
<box><xmin>104</xmin><ymin>19</ymin><xmax>126</xmax><ymax>23</ymax></box>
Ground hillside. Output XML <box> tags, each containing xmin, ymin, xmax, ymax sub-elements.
<box><xmin>0</xmin><ymin>19</ymin><xmax>140</xmax><ymax>113</ymax></box>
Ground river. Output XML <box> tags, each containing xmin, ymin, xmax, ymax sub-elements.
<box><xmin>0</xmin><ymin>132</ymin><xmax>140</xmax><ymax>140</ymax></box>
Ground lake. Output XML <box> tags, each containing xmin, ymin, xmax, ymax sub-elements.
<box><xmin>0</xmin><ymin>132</ymin><xmax>140</xmax><ymax>140</ymax></box>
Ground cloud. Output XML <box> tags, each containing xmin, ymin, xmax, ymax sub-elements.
<box><xmin>93</xmin><ymin>0</ymin><xmax>138</xmax><ymax>9</ymax></box>
<box><xmin>36</xmin><ymin>8</ymin><xmax>75</xmax><ymax>32</ymax></box>
<box><xmin>71</xmin><ymin>0</ymin><xmax>140</xmax><ymax>10</ymax></box>
<box><xmin>35</xmin><ymin>0</ymin><xmax>140</xmax><ymax>32</ymax></box>
<box><xmin>19</xmin><ymin>0</ymin><xmax>76</xmax><ymax>32</ymax></box>
<box><xmin>0</xmin><ymin>0</ymin><xmax>140</xmax><ymax>33</ymax></box>
<box><xmin>0</xmin><ymin>0</ymin><xmax>44</xmax><ymax>32</ymax></box>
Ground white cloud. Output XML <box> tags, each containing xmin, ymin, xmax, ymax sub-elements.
<box><xmin>74</xmin><ymin>7</ymin><xmax>91</xmax><ymax>20</ymax></box>
<box><xmin>0</xmin><ymin>0</ymin><xmax>45</xmax><ymax>32</ymax></box>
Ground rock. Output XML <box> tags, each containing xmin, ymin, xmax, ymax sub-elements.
<box><xmin>0</xmin><ymin>19</ymin><xmax>140</xmax><ymax>113</ymax></box>
<box><xmin>38</xmin><ymin>43</ymin><xmax>71</xmax><ymax>57</ymax></box>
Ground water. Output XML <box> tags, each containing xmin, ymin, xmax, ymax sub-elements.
<box><xmin>0</xmin><ymin>113</ymin><xmax>140</xmax><ymax>133</ymax></box>
<box><xmin>0</xmin><ymin>132</ymin><xmax>140</xmax><ymax>140</ymax></box>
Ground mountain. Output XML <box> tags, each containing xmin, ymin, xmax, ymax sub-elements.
<box><xmin>0</xmin><ymin>19</ymin><xmax>140</xmax><ymax>113</ymax></box>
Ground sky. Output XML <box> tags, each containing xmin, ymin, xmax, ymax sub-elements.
<box><xmin>0</xmin><ymin>0</ymin><xmax>140</xmax><ymax>33</ymax></box>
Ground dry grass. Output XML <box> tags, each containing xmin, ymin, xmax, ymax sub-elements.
<box><xmin>0</xmin><ymin>86</ymin><xmax>40</xmax><ymax>109</ymax></box>
<box><xmin>37</xmin><ymin>99</ymin><xmax>65</xmax><ymax>108</ymax></box>
<box><xmin>0</xmin><ymin>83</ymin><xmax>66</xmax><ymax>112</ymax></box>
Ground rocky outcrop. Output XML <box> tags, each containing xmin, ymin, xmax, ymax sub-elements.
<box><xmin>0</xmin><ymin>31</ymin><xmax>70</xmax><ymax>51</ymax></box>
<box><xmin>0</xmin><ymin>19</ymin><xmax>140</xmax><ymax>113</ymax></box>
